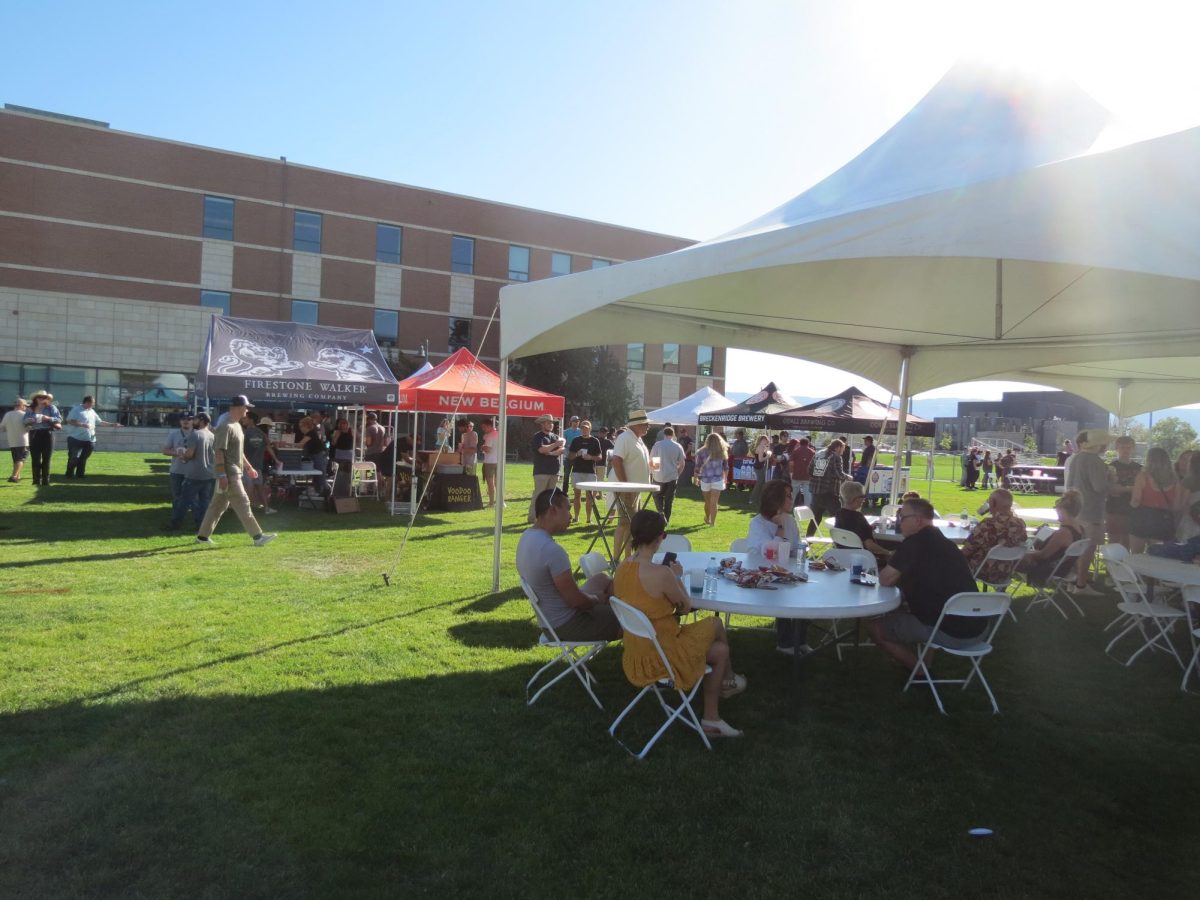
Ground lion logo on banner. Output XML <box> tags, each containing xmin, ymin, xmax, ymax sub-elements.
<box><xmin>308</xmin><ymin>347</ymin><xmax>387</xmax><ymax>382</ymax></box>
<box><xmin>217</xmin><ymin>339</ymin><xmax>306</xmax><ymax>376</ymax></box>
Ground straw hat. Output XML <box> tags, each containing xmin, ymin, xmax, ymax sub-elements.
<box><xmin>534</xmin><ymin>414</ymin><xmax>555</xmax><ymax>424</ymax></box>
<box><xmin>256</xmin><ymin>417</ymin><xmax>274</xmax><ymax>427</ymax></box>
<box><xmin>1076</xmin><ymin>429</ymin><xmax>1114</xmax><ymax>452</ymax></box>
<box><xmin>625</xmin><ymin>409</ymin><xmax>650</xmax><ymax>428</ymax></box>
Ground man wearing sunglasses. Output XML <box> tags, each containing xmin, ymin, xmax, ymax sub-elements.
<box><xmin>866</xmin><ymin>497</ymin><xmax>984</xmax><ymax>669</ymax></box>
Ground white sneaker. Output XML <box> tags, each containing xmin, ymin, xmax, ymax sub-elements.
<box><xmin>253</xmin><ymin>533</ymin><xmax>277</xmax><ymax>547</ymax></box>
<box><xmin>195</xmin><ymin>536</ymin><xmax>216</xmax><ymax>546</ymax></box>
<box><xmin>263</xmin><ymin>507</ymin><xmax>278</xmax><ymax>515</ymax></box>
<box><xmin>1070</xmin><ymin>583</ymin><xmax>1103</xmax><ymax>597</ymax></box>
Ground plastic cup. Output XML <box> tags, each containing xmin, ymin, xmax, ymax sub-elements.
<box><xmin>688</xmin><ymin>569</ymin><xmax>705</xmax><ymax>596</ymax></box>
<box><xmin>763</xmin><ymin>543</ymin><xmax>777</xmax><ymax>562</ymax></box>
<box><xmin>776</xmin><ymin>541</ymin><xmax>790</xmax><ymax>562</ymax></box>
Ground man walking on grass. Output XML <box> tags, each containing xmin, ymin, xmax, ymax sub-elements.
<box><xmin>195</xmin><ymin>396</ymin><xmax>277</xmax><ymax>548</ymax></box>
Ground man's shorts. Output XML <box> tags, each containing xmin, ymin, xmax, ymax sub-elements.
<box><xmin>10</xmin><ymin>447</ymin><xmax>28</xmax><ymax>462</ymax></box>
<box><xmin>699</xmin><ymin>480</ymin><xmax>724</xmax><ymax>493</ymax></box>
<box><xmin>877</xmin><ymin>611</ymin><xmax>983</xmax><ymax>650</ymax></box>
<box><xmin>1080</xmin><ymin>520</ymin><xmax>1105</xmax><ymax>543</ymax></box>
<box><xmin>571</xmin><ymin>471</ymin><xmax>596</xmax><ymax>487</ymax></box>
<box><xmin>552</xmin><ymin>603</ymin><xmax>622</xmax><ymax>642</ymax></box>
<box><xmin>614</xmin><ymin>491</ymin><xmax>640</xmax><ymax>520</ymax></box>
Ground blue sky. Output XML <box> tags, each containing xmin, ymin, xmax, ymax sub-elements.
<box><xmin>5</xmin><ymin>1</ymin><xmax>1198</xmax><ymax>403</ymax></box>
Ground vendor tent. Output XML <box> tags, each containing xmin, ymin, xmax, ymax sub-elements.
<box><xmin>696</xmin><ymin>382</ymin><xmax>798</xmax><ymax>428</ymax></box>
<box><xmin>492</xmin><ymin>61</ymin><xmax>1200</xmax><ymax>588</ymax></box>
<box><xmin>647</xmin><ymin>385</ymin><xmax>735</xmax><ymax>426</ymax></box>
<box><xmin>196</xmin><ymin>316</ymin><xmax>398</xmax><ymax>406</ymax></box>
<box><xmin>378</xmin><ymin>348</ymin><xmax>564</xmax><ymax>417</ymax></box>
<box><xmin>776</xmin><ymin>387</ymin><xmax>935</xmax><ymax>437</ymax></box>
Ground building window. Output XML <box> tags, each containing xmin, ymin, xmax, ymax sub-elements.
<box><xmin>203</xmin><ymin>196</ymin><xmax>234</xmax><ymax>240</ymax></box>
<box><xmin>293</xmin><ymin>211</ymin><xmax>322</xmax><ymax>253</ymax></box>
<box><xmin>551</xmin><ymin>252</ymin><xmax>571</xmax><ymax>277</ymax></box>
<box><xmin>374</xmin><ymin>309</ymin><xmax>398</xmax><ymax>342</ymax></box>
<box><xmin>508</xmin><ymin>245</ymin><xmax>530</xmax><ymax>281</ymax></box>
<box><xmin>291</xmin><ymin>300</ymin><xmax>319</xmax><ymax>325</ymax></box>
<box><xmin>592</xmin><ymin>258</ymin><xmax>611</xmax><ymax>269</ymax></box>
<box><xmin>662</xmin><ymin>343</ymin><xmax>679</xmax><ymax>372</ymax></box>
<box><xmin>200</xmin><ymin>290</ymin><xmax>231</xmax><ymax>316</ymax></box>
<box><xmin>697</xmin><ymin>344</ymin><xmax>713</xmax><ymax>377</ymax></box>
<box><xmin>448</xmin><ymin>317</ymin><xmax>471</xmax><ymax>351</ymax></box>
<box><xmin>627</xmin><ymin>343</ymin><xmax>645</xmax><ymax>370</ymax></box>
<box><xmin>451</xmin><ymin>236</ymin><xmax>475</xmax><ymax>274</ymax></box>
<box><xmin>376</xmin><ymin>224</ymin><xmax>402</xmax><ymax>264</ymax></box>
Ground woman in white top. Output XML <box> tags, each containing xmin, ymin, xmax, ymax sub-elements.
<box><xmin>745</xmin><ymin>480</ymin><xmax>808</xmax><ymax>655</ymax></box>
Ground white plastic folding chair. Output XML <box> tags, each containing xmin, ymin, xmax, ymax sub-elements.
<box><xmin>972</xmin><ymin>545</ymin><xmax>1027</xmax><ymax>623</ymax></box>
<box><xmin>579</xmin><ymin>552</ymin><xmax>609</xmax><ymax>579</ymax></box>
<box><xmin>1098</xmin><ymin>544</ymin><xmax>1132</xmax><ymax>632</ymax></box>
<box><xmin>350</xmin><ymin>461</ymin><xmax>379</xmax><ymax>498</ymax></box>
<box><xmin>1181</xmin><ymin>586</ymin><xmax>1200</xmax><ymax>693</ymax></box>
<box><xmin>660</xmin><ymin>534</ymin><xmax>692</xmax><ymax>554</ymax></box>
<box><xmin>1026</xmin><ymin>538</ymin><xmax>1091</xmax><ymax>618</ymax></box>
<box><xmin>1103</xmin><ymin>560</ymin><xmax>1186</xmax><ymax>669</ymax></box>
<box><xmin>520</xmin><ymin>578</ymin><xmax>608</xmax><ymax>710</ymax></box>
<box><xmin>729</xmin><ymin>538</ymin><xmax>751</xmax><ymax>553</ymax></box>
<box><xmin>829</xmin><ymin>526</ymin><xmax>865</xmax><ymax>550</ymax></box>
<box><xmin>607</xmin><ymin>597</ymin><xmax>713</xmax><ymax>759</ymax></box>
<box><xmin>904</xmin><ymin>591</ymin><xmax>1011</xmax><ymax>714</ymax></box>
<box><xmin>794</xmin><ymin>506</ymin><xmax>832</xmax><ymax>554</ymax></box>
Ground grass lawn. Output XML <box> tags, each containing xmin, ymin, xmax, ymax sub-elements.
<box><xmin>1</xmin><ymin>451</ymin><xmax>1197</xmax><ymax>897</ymax></box>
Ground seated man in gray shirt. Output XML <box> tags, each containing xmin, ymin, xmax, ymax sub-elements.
<box><xmin>516</xmin><ymin>488</ymin><xmax>619</xmax><ymax>641</ymax></box>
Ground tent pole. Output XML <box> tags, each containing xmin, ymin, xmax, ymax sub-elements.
<box><xmin>492</xmin><ymin>358</ymin><xmax>509</xmax><ymax>593</ymax></box>
<box><xmin>1117</xmin><ymin>380</ymin><xmax>1128</xmax><ymax>434</ymax></box>
<box><xmin>889</xmin><ymin>351</ymin><xmax>913</xmax><ymax>507</ymax></box>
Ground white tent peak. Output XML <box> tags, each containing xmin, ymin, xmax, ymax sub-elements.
<box><xmin>714</xmin><ymin>59</ymin><xmax>1115</xmax><ymax>243</ymax></box>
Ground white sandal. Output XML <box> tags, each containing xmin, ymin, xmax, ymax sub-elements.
<box><xmin>701</xmin><ymin>718</ymin><xmax>743</xmax><ymax>738</ymax></box>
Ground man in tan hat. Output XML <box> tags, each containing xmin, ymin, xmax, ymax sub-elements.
<box><xmin>1064</xmin><ymin>429</ymin><xmax>1113</xmax><ymax>596</ymax></box>
<box><xmin>528</xmin><ymin>413</ymin><xmax>565</xmax><ymax>524</ymax></box>
<box><xmin>610</xmin><ymin>409</ymin><xmax>652</xmax><ymax>560</ymax></box>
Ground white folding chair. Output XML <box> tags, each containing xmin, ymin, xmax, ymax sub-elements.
<box><xmin>1026</xmin><ymin>538</ymin><xmax>1091</xmax><ymax>618</ymax></box>
<box><xmin>1103</xmin><ymin>560</ymin><xmax>1186</xmax><ymax>670</ymax></box>
<box><xmin>904</xmin><ymin>592</ymin><xmax>1011</xmax><ymax>714</ymax></box>
<box><xmin>1181</xmin><ymin>586</ymin><xmax>1200</xmax><ymax>693</ymax></box>
<box><xmin>1098</xmin><ymin>544</ymin><xmax>1132</xmax><ymax>632</ymax></box>
<box><xmin>660</xmin><ymin>534</ymin><xmax>692</xmax><ymax>554</ymax></box>
<box><xmin>350</xmin><ymin>461</ymin><xmax>379</xmax><ymax>498</ymax></box>
<box><xmin>829</xmin><ymin>526</ymin><xmax>865</xmax><ymax>550</ymax></box>
<box><xmin>729</xmin><ymin>538</ymin><xmax>751</xmax><ymax>553</ymax></box>
<box><xmin>607</xmin><ymin>597</ymin><xmax>713</xmax><ymax>759</ymax></box>
<box><xmin>794</xmin><ymin>506</ymin><xmax>833</xmax><ymax>553</ymax></box>
<box><xmin>520</xmin><ymin>578</ymin><xmax>608</xmax><ymax>710</ymax></box>
<box><xmin>972</xmin><ymin>545</ymin><xmax>1027</xmax><ymax>623</ymax></box>
<box><xmin>880</xmin><ymin>503</ymin><xmax>900</xmax><ymax>519</ymax></box>
<box><xmin>579</xmin><ymin>552</ymin><xmax>609</xmax><ymax>579</ymax></box>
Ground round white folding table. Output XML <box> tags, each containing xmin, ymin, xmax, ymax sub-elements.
<box><xmin>1124</xmin><ymin>554</ymin><xmax>1200</xmax><ymax>587</ymax></box>
<box><xmin>1012</xmin><ymin>507</ymin><xmax>1062</xmax><ymax>522</ymax></box>
<box><xmin>574</xmin><ymin>480</ymin><xmax>659</xmax><ymax>566</ymax></box>
<box><xmin>651</xmin><ymin>551</ymin><xmax>900</xmax><ymax>663</ymax></box>
<box><xmin>872</xmin><ymin>521</ymin><xmax>974</xmax><ymax>546</ymax></box>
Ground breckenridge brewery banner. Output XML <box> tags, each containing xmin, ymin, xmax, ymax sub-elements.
<box><xmin>196</xmin><ymin>316</ymin><xmax>399</xmax><ymax>406</ymax></box>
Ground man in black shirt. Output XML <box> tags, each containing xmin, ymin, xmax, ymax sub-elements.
<box><xmin>567</xmin><ymin>420</ymin><xmax>603</xmax><ymax>524</ymax></box>
<box><xmin>867</xmin><ymin>497</ymin><xmax>985</xmax><ymax>669</ymax></box>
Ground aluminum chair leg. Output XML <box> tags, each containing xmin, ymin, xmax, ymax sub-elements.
<box><xmin>1182</xmin><ymin>645</ymin><xmax>1200</xmax><ymax>692</ymax></box>
<box><xmin>527</xmin><ymin>645</ymin><xmax>605</xmax><ymax>709</ymax></box>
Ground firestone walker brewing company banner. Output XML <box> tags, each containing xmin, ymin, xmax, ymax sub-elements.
<box><xmin>196</xmin><ymin>317</ymin><xmax>399</xmax><ymax>406</ymax></box>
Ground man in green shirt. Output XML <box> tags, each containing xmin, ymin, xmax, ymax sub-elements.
<box><xmin>196</xmin><ymin>396</ymin><xmax>277</xmax><ymax>547</ymax></box>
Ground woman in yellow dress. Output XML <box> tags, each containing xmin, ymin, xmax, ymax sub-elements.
<box><xmin>614</xmin><ymin>510</ymin><xmax>746</xmax><ymax>738</ymax></box>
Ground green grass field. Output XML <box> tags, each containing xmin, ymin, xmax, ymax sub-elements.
<box><xmin>1</xmin><ymin>452</ymin><xmax>1197</xmax><ymax>897</ymax></box>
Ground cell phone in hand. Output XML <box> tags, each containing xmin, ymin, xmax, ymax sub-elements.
<box><xmin>662</xmin><ymin>551</ymin><xmax>677</xmax><ymax>566</ymax></box>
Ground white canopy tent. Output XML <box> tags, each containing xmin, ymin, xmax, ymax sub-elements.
<box><xmin>491</xmin><ymin>61</ymin><xmax>1200</xmax><ymax>588</ymax></box>
<box><xmin>646</xmin><ymin>385</ymin><xmax>736</xmax><ymax>427</ymax></box>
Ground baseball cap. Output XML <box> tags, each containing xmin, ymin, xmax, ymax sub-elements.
<box><xmin>231</xmin><ymin>394</ymin><xmax>254</xmax><ymax>408</ymax></box>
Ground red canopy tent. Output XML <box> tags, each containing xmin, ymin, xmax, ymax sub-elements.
<box><xmin>374</xmin><ymin>348</ymin><xmax>564</xmax><ymax>417</ymax></box>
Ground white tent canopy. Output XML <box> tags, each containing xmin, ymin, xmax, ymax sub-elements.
<box><xmin>646</xmin><ymin>385</ymin><xmax>735</xmax><ymax>426</ymax></box>
<box><xmin>499</xmin><ymin>63</ymin><xmax>1200</xmax><ymax>399</ymax></box>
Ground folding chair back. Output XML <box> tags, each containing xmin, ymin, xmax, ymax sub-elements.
<box><xmin>729</xmin><ymin>538</ymin><xmax>751</xmax><ymax>553</ymax></box>
<box><xmin>1098</xmin><ymin>543</ymin><xmax>1129</xmax><ymax>563</ymax></box>
<box><xmin>1103</xmin><ymin>560</ymin><xmax>1186</xmax><ymax>669</ymax></box>
<box><xmin>904</xmin><ymin>591</ymin><xmax>1010</xmax><ymax>714</ymax></box>
<box><xmin>829</xmin><ymin>526</ymin><xmax>864</xmax><ymax>550</ymax></box>
<box><xmin>579</xmin><ymin>552</ymin><xmax>609</xmax><ymax>578</ymax></box>
<box><xmin>608</xmin><ymin>597</ymin><xmax>713</xmax><ymax>758</ymax></box>
<box><xmin>660</xmin><ymin>534</ymin><xmax>692</xmax><ymax>554</ymax></box>
<box><xmin>1182</xmin><ymin>586</ymin><xmax>1200</xmax><ymax>692</ymax></box>
<box><xmin>794</xmin><ymin>506</ymin><xmax>833</xmax><ymax>553</ymax></box>
<box><xmin>793</xmin><ymin>506</ymin><xmax>815</xmax><ymax>528</ymax></box>
<box><xmin>823</xmin><ymin>548</ymin><xmax>876</xmax><ymax>573</ymax></box>
<box><xmin>973</xmin><ymin>544</ymin><xmax>1027</xmax><ymax>588</ymax></box>
<box><xmin>520</xmin><ymin>578</ymin><xmax>607</xmax><ymax>710</ymax></box>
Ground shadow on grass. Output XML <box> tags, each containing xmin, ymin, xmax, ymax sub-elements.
<box><xmin>457</xmin><ymin>586</ymin><xmax>524</xmax><ymax>614</ymax></box>
<box><xmin>0</xmin><ymin>544</ymin><xmax>188</xmax><ymax>571</ymax></box>
<box><xmin>447</xmin><ymin>618</ymin><xmax>539</xmax><ymax>649</ymax></box>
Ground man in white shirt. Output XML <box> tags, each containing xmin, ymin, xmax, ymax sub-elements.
<box><xmin>649</xmin><ymin>425</ymin><xmax>686</xmax><ymax>524</ymax></box>
<box><xmin>2</xmin><ymin>397</ymin><xmax>29</xmax><ymax>483</ymax></box>
<box><xmin>610</xmin><ymin>409</ymin><xmax>652</xmax><ymax>560</ymax></box>
<box><xmin>64</xmin><ymin>395</ymin><xmax>122</xmax><ymax>478</ymax></box>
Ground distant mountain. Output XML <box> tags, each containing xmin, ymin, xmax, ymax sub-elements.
<box><xmin>722</xmin><ymin>392</ymin><xmax>1200</xmax><ymax>429</ymax></box>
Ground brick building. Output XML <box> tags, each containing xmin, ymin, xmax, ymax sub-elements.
<box><xmin>0</xmin><ymin>105</ymin><xmax>724</xmax><ymax>428</ymax></box>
